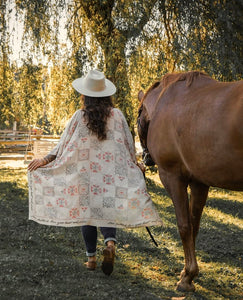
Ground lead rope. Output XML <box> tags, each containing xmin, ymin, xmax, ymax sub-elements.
<box><xmin>146</xmin><ymin>226</ymin><xmax>158</xmax><ymax>247</ymax></box>
<box><xmin>143</xmin><ymin>171</ymin><xmax>158</xmax><ymax>247</ymax></box>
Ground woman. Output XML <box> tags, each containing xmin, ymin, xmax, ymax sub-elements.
<box><xmin>28</xmin><ymin>69</ymin><xmax>162</xmax><ymax>275</ymax></box>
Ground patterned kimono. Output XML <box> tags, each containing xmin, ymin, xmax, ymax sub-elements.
<box><xmin>28</xmin><ymin>108</ymin><xmax>162</xmax><ymax>227</ymax></box>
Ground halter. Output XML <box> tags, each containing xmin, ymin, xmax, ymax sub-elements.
<box><xmin>137</xmin><ymin>104</ymin><xmax>148</xmax><ymax>149</ymax></box>
<box><xmin>137</xmin><ymin>105</ymin><xmax>155</xmax><ymax>166</ymax></box>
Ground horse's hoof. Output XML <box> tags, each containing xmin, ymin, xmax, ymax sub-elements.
<box><xmin>176</xmin><ymin>280</ymin><xmax>195</xmax><ymax>292</ymax></box>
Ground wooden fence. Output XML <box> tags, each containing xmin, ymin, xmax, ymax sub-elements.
<box><xmin>0</xmin><ymin>130</ymin><xmax>143</xmax><ymax>162</ymax></box>
<box><xmin>0</xmin><ymin>130</ymin><xmax>60</xmax><ymax>161</ymax></box>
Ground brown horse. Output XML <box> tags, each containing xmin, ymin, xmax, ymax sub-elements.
<box><xmin>137</xmin><ymin>71</ymin><xmax>243</xmax><ymax>292</ymax></box>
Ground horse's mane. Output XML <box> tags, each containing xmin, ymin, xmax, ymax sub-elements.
<box><xmin>158</xmin><ymin>71</ymin><xmax>211</xmax><ymax>101</ymax></box>
<box><xmin>139</xmin><ymin>71</ymin><xmax>211</xmax><ymax>111</ymax></box>
<box><xmin>161</xmin><ymin>71</ymin><xmax>210</xmax><ymax>90</ymax></box>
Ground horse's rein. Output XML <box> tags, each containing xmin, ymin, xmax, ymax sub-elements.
<box><xmin>142</xmin><ymin>170</ymin><xmax>158</xmax><ymax>247</ymax></box>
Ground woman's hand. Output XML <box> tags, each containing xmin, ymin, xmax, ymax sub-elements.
<box><xmin>28</xmin><ymin>158</ymin><xmax>46</xmax><ymax>172</ymax></box>
<box><xmin>136</xmin><ymin>162</ymin><xmax>146</xmax><ymax>173</ymax></box>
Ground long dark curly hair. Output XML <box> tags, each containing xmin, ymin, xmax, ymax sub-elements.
<box><xmin>83</xmin><ymin>95</ymin><xmax>114</xmax><ymax>140</ymax></box>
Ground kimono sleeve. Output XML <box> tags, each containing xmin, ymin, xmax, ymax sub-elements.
<box><xmin>48</xmin><ymin>110</ymin><xmax>81</xmax><ymax>157</ymax></box>
<box><xmin>117</xmin><ymin>109</ymin><xmax>136</xmax><ymax>163</ymax></box>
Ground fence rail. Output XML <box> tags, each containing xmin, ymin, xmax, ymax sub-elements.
<box><xmin>0</xmin><ymin>130</ymin><xmax>143</xmax><ymax>161</ymax></box>
<box><xmin>0</xmin><ymin>130</ymin><xmax>60</xmax><ymax>161</ymax></box>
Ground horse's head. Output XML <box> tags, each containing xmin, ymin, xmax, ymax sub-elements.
<box><xmin>137</xmin><ymin>82</ymin><xmax>161</xmax><ymax>166</ymax></box>
<box><xmin>137</xmin><ymin>90</ymin><xmax>149</xmax><ymax>151</ymax></box>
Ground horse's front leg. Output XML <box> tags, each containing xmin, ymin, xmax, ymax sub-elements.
<box><xmin>189</xmin><ymin>181</ymin><xmax>209</xmax><ymax>243</ymax></box>
<box><xmin>159</xmin><ymin>169</ymin><xmax>198</xmax><ymax>292</ymax></box>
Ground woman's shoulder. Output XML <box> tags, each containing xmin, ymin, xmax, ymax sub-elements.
<box><xmin>66</xmin><ymin>110</ymin><xmax>85</xmax><ymax>126</ymax></box>
<box><xmin>71</xmin><ymin>109</ymin><xmax>84</xmax><ymax>119</ymax></box>
<box><xmin>75</xmin><ymin>109</ymin><xmax>84</xmax><ymax>115</ymax></box>
<box><xmin>111</xmin><ymin>107</ymin><xmax>125</xmax><ymax>119</ymax></box>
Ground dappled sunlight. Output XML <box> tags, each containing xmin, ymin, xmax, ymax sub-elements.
<box><xmin>206</xmin><ymin>194</ymin><xmax>243</xmax><ymax>219</ymax></box>
<box><xmin>209</xmin><ymin>187</ymin><xmax>243</xmax><ymax>201</ymax></box>
<box><xmin>0</xmin><ymin>160</ymin><xmax>27</xmax><ymax>169</ymax></box>
<box><xmin>195</xmin><ymin>259</ymin><xmax>243</xmax><ymax>299</ymax></box>
<box><xmin>1</xmin><ymin>166</ymin><xmax>242</xmax><ymax>299</ymax></box>
<box><xmin>203</xmin><ymin>207</ymin><xmax>243</xmax><ymax>229</ymax></box>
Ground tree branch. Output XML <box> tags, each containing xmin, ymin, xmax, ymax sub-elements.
<box><xmin>122</xmin><ymin>0</ymin><xmax>158</xmax><ymax>40</ymax></box>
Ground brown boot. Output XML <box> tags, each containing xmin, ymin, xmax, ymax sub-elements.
<box><xmin>101</xmin><ymin>245</ymin><xmax>115</xmax><ymax>275</ymax></box>
<box><xmin>85</xmin><ymin>256</ymin><xmax>96</xmax><ymax>271</ymax></box>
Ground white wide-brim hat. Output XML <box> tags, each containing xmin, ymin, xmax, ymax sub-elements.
<box><xmin>72</xmin><ymin>69</ymin><xmax>116</xmax><ymax>97</ymax></box>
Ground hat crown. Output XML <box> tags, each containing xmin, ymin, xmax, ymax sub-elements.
<box><xmin>85</xmin><ymin>70</ymin><xmax>106</xmax><ymax>92</ymax></box>
<box><xmin>72</xmin><ymin>69</ymin><xmax>116</xmax><ymax>97</ymax></box>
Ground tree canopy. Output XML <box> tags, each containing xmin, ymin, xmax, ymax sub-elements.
<box><xmin>0</xmin><ymin>0</ymin><xmax>242</xmax><ymax>132</ymax></box>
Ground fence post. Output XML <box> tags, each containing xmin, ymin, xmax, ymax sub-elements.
<box><xmin>13</xmin><ymin>121</ymin><xmax>17</xmax><ymax>139</ymax></box>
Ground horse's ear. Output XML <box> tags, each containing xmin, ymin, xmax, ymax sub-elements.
<box><xmin>138</xmin><ymin>90</ymin><xmax>144</xmax><ymax>102</ymax></box>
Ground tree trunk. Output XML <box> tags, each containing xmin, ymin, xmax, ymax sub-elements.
<box><xmin>78</xmin><ymin>1</ymin><xmax>135</xmax><ymax>131</ymax></box>
<box><xmin>102</xmin><ymin>30</ymin><xmax>134</xmax><ymax>132</ymax></box>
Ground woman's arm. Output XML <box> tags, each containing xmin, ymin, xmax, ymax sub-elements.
<box><xmin>28</xmin><ymin>110</ymin><xmax>81</xmax><ymax>171</ymax></box>
<box><xmin>27</xmin><ymin>154</ymin><xmax>56</xmax><ymax>171</ymax></box>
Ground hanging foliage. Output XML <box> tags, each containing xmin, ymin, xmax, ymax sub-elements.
<box><xmin>0</xmin><ymin>0</ymin><xmax>242</xmax><ymax>132</ymax></box>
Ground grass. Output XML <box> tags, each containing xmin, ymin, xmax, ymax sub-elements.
<box><xmin>0</xmin><ymin>166</ymin><xmax>242</xmax><ymax>300</ymax></box>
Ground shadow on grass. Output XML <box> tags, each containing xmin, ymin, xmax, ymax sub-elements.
<box><xmin>1</xmin><ymin>174</ymin><xmax>242</xmax><ymax>299</ymax></box>
<box><xmin>0</xmin><ymin>180</ymin><xmax>181</xmax><ymax>299</ymax></box>
<box><xmin>146</xmin><ymin>177</ymin><xmax>169</xmax><ymax>198</ymax></box>
<box><xmin>147</xmin><ymin>178</ymin><xmax>242</xmax><ymax>261</ymax></box>
<box><xmin>196</xmin><ymin>217</ymin><xmax>242</xmax><ymax>265</ymax></box>
<box><xmin>206</xmin><ymin>196</ymin><xmax>243</xmax><ymax>219</ymax></box>
<box><xmin>145</xmin><ymin>176</ymin><xmax>243</xmax><ymax>298</ymax></box>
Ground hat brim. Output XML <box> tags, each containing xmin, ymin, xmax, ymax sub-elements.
<box><xmin>72</xmin><ymin>77</ymin><xmax>116</xmax><ymax>97</ymax></box>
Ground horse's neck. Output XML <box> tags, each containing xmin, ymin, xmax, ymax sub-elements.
<box><xmin>144</xmin><ymin>89</ymin><xmax>161</xmax><ymax>120</ymax></box>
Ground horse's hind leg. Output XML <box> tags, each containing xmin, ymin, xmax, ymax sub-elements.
<box><xmin>158</xmin><ymin>169</ymin><xmax>197</xmax><ymax>292</ymax></box>
<box><xmin>189</xmin><ymin>181</ymin><xmax>209</xmax><ymax>243</ymax></box>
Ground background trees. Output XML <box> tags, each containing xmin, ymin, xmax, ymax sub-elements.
<box><xmin>0</xmin><ymin>0</ymin><xmax>242</xmax><ymax>132</ymax></box>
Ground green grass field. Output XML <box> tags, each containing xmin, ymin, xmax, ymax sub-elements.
<box><xmin>0</xmin><ymin>167</ymin><xmax>242</xmax><ymax>299</ymax></box>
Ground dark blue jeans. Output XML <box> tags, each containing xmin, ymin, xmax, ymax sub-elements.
<box><xmin>81</xmin><ymin>226</ymin><xmax>117</xmax><ymax>256</ymax></box>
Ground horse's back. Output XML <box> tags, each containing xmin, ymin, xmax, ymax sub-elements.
<box><xmin>148</xmin><ymin>79</ymin><xmax>243</xmax><ymax>190</ymax></box>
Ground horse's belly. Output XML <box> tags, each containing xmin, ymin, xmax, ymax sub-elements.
<box><xmin>148</xmin><ymin>132</ymin><xmax>243</xmax><ymax>191</ymax></box>
<box><xmin>193</xmin><ymin>168</ymin><xmax>243</xmax><ymax>191</ymax></box>
<box><xmin>181</xmin><ymin>135</ymin><xmax>243</xmax><ymax>190</ymax></box>
<box><xmin>178</xmin><ymin>152</ymin><xmax>243</xmax><ymax>191</ymax></box>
